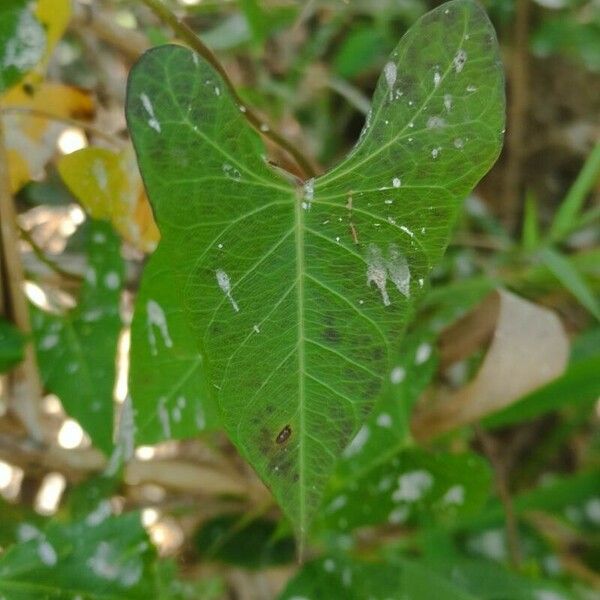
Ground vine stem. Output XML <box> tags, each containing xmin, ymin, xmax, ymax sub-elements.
<box><xmin>475</xmin><ymin>425</ymin><xmax>522</xmax><ymax>569</ymax></box>
<box><xmin>139</xmin><ymin>0</ymin><xmax>317</xmax><ymax>180</ymax></box>
<box><xmin>0</xmin><ymin>119</ymin><xmax>44</xmax><ymax>442</ymax></box>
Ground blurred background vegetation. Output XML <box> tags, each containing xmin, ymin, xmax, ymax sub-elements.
<box><xmin>0</xmin><ymin>0</ymin><xmax>598</xmax><ymax>598</ymax></box>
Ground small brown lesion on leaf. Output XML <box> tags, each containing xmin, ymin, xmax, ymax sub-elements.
<box><xmin>22</xmin><ymin>83</ymin><xmax>35</xmax><ymax>97</ymax></box>
<box><xmin>346</xmin><ymin>192</ymin><xmax>359</xmax><ymax>244</ymax></box>
<box><xmin>323</xmin><ymin>327</ymin><xmax>341</xmax><ymax>343</ymax></box>
<box><xmin>276</xmin><ymin>425</ymin><xmax>292</xmax><ymax>444</ymax></box>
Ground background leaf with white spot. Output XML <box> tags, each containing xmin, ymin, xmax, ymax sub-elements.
<box><xmin>424</xmin><ymin>558</ymin><xmax>581</xmax><ymax>600</ymax></box>
<box><xmin>126</xmin><ymin>0</ymin><xmax>505</xmax><ymax>536</ymax></box>
<box><xmin>0</xmin><ymin>0</ymin><xmax>46</xmax><ymax>94</ymax></box>
<box><xmin>0</xmin><ymin>512</ymin><xmax>157</xmax><ymax>599</ymax></box>
<box><xmin>279</xmin><ymin>555</ymin><xmax>478</xmax><ymax>600</ymax></box>
<box><xmin>319</xmin><ymin>448</ymin><xmax>492</xmax><ymax>532</ymax></box>
<box><xmin>335</xmin><ymin>329</ymin><xmax>438</xmax><ymax>481</ymax></box>
<box><xmin>32</xmin><ymin>221</ymin><xmax>123</xmax><ymax>455</ymax></box>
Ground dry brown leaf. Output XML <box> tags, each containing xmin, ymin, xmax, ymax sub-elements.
<box><xmin>412</xmin><ymin>289</ymin><xmax>569</xmax><ymax>441</ymax></box>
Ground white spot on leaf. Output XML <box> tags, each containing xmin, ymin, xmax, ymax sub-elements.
<box><xmin>366</xmin><ymin>245</ymin><xmax>390</xmax><ymax>306</ymax></box>
<box><xmin>92</xmin><ymin>160</ymin><xmax>108</xmax><ymax>191</ymax></box>
<box><xmin>585</xmin><ymin>498</ymin><xmax>600</xmax><ymax>524</ymax></box>
<box><xmin>415</xmin><ymin>342</ymin><xmax>431</xmax><ymax>364</ymax></box>
<box><xmin>392</xmin><ymin>470</ymin><xmax>433</xmax><ymax>502</ymax></box>
<box><xmin>327</xmin><ymin>495</ymin><xmax>347</xmax><ymax>512</ymax></box>
<box><xmin>390</xmin><ymin>366</ymin><xmax>406</xmax><ymax>384</ymax></box>
<box><xmin>104</xmin><ymin>271</ymin><xmax>120</xmax><ymax>290</ymax></box>
<box><xmin>453</xmin><ymin>49</ymin><xmax>467</xmax><ymax>73</ymax></box>
<box><xmin>158</xmin><ymin>397</ymin><xmax>171</xmax><ymax>438</ymax></box>
<box><xmin>366</xmin><ymin>244</ymin><xmax>410</xmax><ymax>305</ymax></box>
<box><xmin>140</xmin><ymin>93</ymin><xmax>161</xmax><ymax>133</ymax></box>
<box><xmin>222</xmin><ymin>163</ymin><xmax>241</xmax><ymax>181</ymax></box>
<box><xmin>377</xmin><ymin>413</ymin><xmax>392</xmax><ymax>428</ymax></box>
<box><xmin>443</xmin><ymin>484</ymin><xmax>465</xmax><ymax>505</ymax></box>
<box><xmin>86</xmin><ymin>500</ymin><xmax>112</xmax><ymax>527</ymax></box>
<box><xmin>302</xmin><ymin>177</ymin><xmax>315</xmax><ymax>210</ymax></box>
<box><xmin>384</xmin><ymin>61</ymin><xmax>397</xmax><ymax>101</ymax></box>
<box><xmin>386</xmin><ymin>244</ymin><xmax>411</xmax><ymax>298</ymax></box>
<box><xmin>444</xmin><ymin>94</ymin><xmax>453</xmax><ymax>112</ymax></box>
<box><xmin>146</xmin><ymin>300</ymin><xmax>173</xmax><ymax>355</ymax></box>
<box><xmin>216</xmin><ymin>269</ymin><xmax>239</xmax><ymax>312</ymax></box>
<box><xmin>389</xmin><ymin>505</ymin><xmax>410</xmax><ymax>524</ymax></box>
<box><xmin>87</xmin><ymin>541</ymin><xmax>142</xmax><ymax>587</ymax></box>
<box><xmin>427</xmin><ymin>116</ymin><xmax>446</xmax><ymax>129</ymax></box>
<box><xmin>40</xmin><ymin>334</ymin><xmax>59</xmax><ymax>350</ymax></box>
<box><xmin>3</xmin><ymin>8</ymin><xmax>45</xmax><ymax>73</ymax></box>
<box><xmin>38</xmin><ymin>539</ymin><xmax>57</xmax><ymax>566</ymax></box>
<box><xmin>343</xmin><ymin>425</ymin><xmax>369</xmax><ymax>457</ymax></box>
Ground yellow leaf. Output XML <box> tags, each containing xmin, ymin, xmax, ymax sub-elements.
<box><xmin>58</xmin><ymin>146</ymin><xmax>160</xmax><ymax>253</ymax></box>
<box><xmin>36</xmin><ymin>0</ymin><xmax>71</xmax><ymax>59</ymax></box>
<box><xmin>1</xmin><ymin>0</ymin><xmax>72</xmax><ymax>91</ymax></box>
<box><xmin>1</xmin><ymin>82</ymin><xmax>94</xmax><ymax>192</ymax></box>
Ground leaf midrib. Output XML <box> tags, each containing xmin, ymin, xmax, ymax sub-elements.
<box><xmin>294</xmin><ymin>187</ymin><xmax>307</xmax><ymax>537</ymax></box>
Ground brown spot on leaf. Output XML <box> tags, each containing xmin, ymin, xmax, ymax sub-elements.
<box><xmin>323</xmin><ymin>327</ymin><xmax>340</xmax><ymax>343</ymax></box>
<box><xmin>276</xmin><ymin>425</ymin><xmax>291</xmax><ymax>444</ymax></box>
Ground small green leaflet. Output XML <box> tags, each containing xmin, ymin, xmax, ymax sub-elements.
<box><xmin>32</xmin><ymin>222</ymin><xmax>123</xmax><ymax>455</ymax></box>
<box><xmin>126</xmin><ymin>0</ymin><xmax>505</xmax><ymax>536</ymax></box>
<box><xmin>281</xmin><ymin>555</ymin><xmax>579</xmax><ymax>600</ymax></box>
<box><xmin>194</xmin><ymin>514</ymin><xmax>295</xmax><ymax>569</ymax></box>
<box><xmin>431</xmin><ymin>559</ymin><xmax>580</xmax><ymax>600</ymax></box>
<box><xmin>0</xmin><ymin>317</ymin><xmax>25</xmax><ymax>373</ymax></box>
<box><xmin>0</xmin><ymin>513</ymin><xmax>156</xmax><ymax>599</ymax></box>
<box><xmin>280</xmin><ymin>556</ymin><xmax>477</xmax><ymax>600</ymax></box>
<box><xmin>0</xmin><ymin>0</ymin><xmax>46</xmax><ymax>93</ymax></box>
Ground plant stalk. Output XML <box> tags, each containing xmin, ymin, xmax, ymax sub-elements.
<box><xmin>0</xmin><ymin>119</ymin><xmax>43</xmax><ymax>442</ymax></box>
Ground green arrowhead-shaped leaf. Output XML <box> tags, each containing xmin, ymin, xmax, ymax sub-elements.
<box><xmin>32</xmin><ymin>222</ymin><xmax>123</xmax><ymax>455</ymax></box>
<box><xmin>126</xmin><ymin>0</ymin><xmax>504</xmax><ymax>535</ymax></box>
